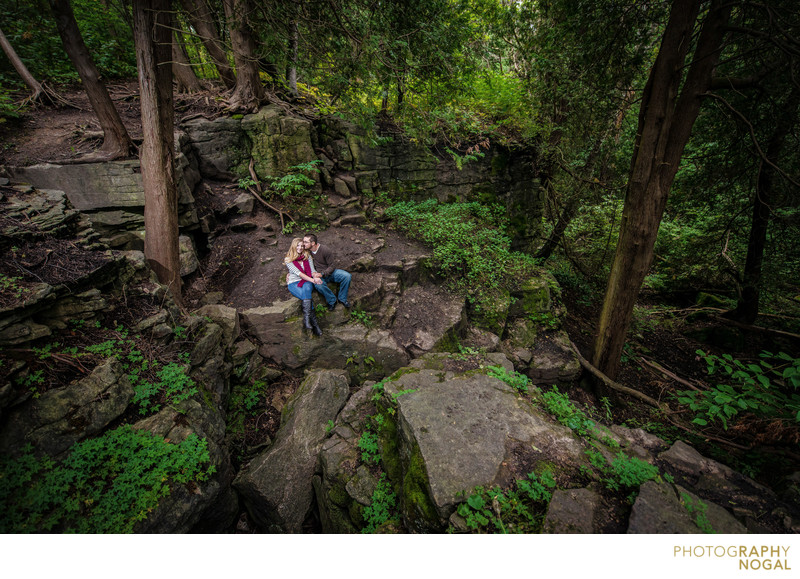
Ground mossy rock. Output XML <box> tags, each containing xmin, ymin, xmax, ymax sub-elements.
<box><xmin>469</xmin><ymin>290</ymin><xmax>512</xmax><ymax>335</ymax></box>
<box><xmin>510</xmin><ymin>274</ymin><xmax>553</xmax><ymax>317</ymax></box>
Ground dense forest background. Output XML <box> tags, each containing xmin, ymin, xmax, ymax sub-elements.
<box><xmin>1</xmin><ymin>0</ymin><xmax>799</xmax><ymax>488</ymax></box>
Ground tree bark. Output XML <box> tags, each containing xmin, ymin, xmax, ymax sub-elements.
<box><xmin>592</xmin><ymin>0</ymin><xmax>731</xmax><ymax>379</ymax></box>
<box><xmin>172</xmin><ymin>31</ymin><xmax>203</xmax><ymax>93</ymax></box>
<box><xmin>48</xmin><ymin>0</ymin><xmax>133</xmax><ymax>159</ymax></box>
<box><xmin>728</xmin><ymin>85</ymin><xmax>800</xmax><ymax>324</ymax></box>
<box><xmin>178</xmin><ymin>0</ymin><xmax>237</xmax><ymax>89</ymax></box>
<box><xmin>0</xmin><ymin>25</ymin><xmax>44</xmax><ymax>101</ymax></box>
<box><xmin>287</xmin><ymin>19</ymin><xmax>299</xmax><ymax>97</ymax></box>
<box><xmin>133</xmin><ymin>0</ymin><xmax>183</xmax><ymax>307</ymax></box>
<box><xmin>223</xmin><ymin>0</ymin><xmax>264</xmax><ymax>112</ymax></box>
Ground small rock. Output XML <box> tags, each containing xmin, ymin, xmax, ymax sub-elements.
<box><xmin>231</xmin><ymin>221</ymin><xmax>258</xmax><ymax>232</ymax></box>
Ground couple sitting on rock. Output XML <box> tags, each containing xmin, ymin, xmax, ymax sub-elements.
<box><xmin>283</xmin><ymin>233</ymin><xmax>352</xmax><ymax>336</ymax></box>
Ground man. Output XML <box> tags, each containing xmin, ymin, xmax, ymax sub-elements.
<box><xmin>303</xmin><ymin>233</ymin><xmax>352</xmax><ymax>310</ymax></box>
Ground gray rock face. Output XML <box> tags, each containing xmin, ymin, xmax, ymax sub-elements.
<box><xmin>0</xmin><ymin>358</ymin><xmax>133</xmax><ymax>458</ymax></box>
<box><xmin>526</xmin><ymin>331</ymin><xmax>581</xmax><ymax>384</ymax></box>
<box><xmin>181</xmin><ymin>116</ymin><xmax>250</xmax><ymax>179</ymax></box>
<box><xmin>384</xmin><ymin>363</ymin><xmax>585</xmax><ymax>529</ymax></box>
<box><xmin>543</xmin><ymin>487</ymin><xmax>602</xmax><ymax>533</ymax></box>
<box><xmin>627</xmin><ymin>480</ymin><xmax>747</xmax><ymax>534</ymax></box>
<box><xmin>246</xmin><ymin>299</ymin><xmax>410</xmax><ymax>376</ymax></box>
<box><xmin>628</xmin><ymin>481</ymin><xmax>702</xmax><ymax>534</ymax></box>
<box><xmin>392</xmin><ymin>284</ymin><xmax>466</xmax><ymax>357</ymax></box>
<box><xmin>234</xmin><ymin>369</ymin><xmax>350</xmax><ymax>532</ymax></box>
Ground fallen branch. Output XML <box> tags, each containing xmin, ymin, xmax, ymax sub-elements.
<box><xmin>245</xmin><ymin>187</ymin><xmax>293</xmax><ymax>233</ymax></box>
<box><xmin>569</xmin><ymin>340</ymin><xmax>670</xmax><ymax>412</ymax></box>
<box><xmin>640</xmin><ymin>357</ymin><xmax>705</xmax><ymax>392</ymax></box>
<box><xmin>569</xmin><ymin>341</ymin><xmax>752</xmax><ymax>450</ymax></box>
<box><xmin>712</xmin><ymin>315</ymin><xmax>800</xmax><ymax>341</ymax></box>
<box><xmin>245</xmin><ymin>158</ymin><xmax>294</xmax><ymax>232</ymax></box>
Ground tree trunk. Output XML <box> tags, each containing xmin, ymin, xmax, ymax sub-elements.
<box><xmin>48</xmin><ymin>0</ymin><xmax>133</xmax><ymax>159</ymax></box>
<box><xmin>0</xmin><ymin>25</ymin><xmax>44</xmax><ymax>101</ymax></box>
<box><xmin>178</xmin><ymin>0</ymin><xmax>237</xmax><ymax>89</ymax></box>
<box><xmin>535</xmin><ymin>194</ymin><xmax>579</xmax><ymax>261</ymax></box>
<box><xmin>287</xmin><ymin>19</ymin><xmax>298</xmax><ymax>97</ymax></box>
<box><xmin>223</xmin><ymin>0</ymin><xmax>264</xmax><ymax>112</ymax></box>
<box><xmin>728</xmin><ymin>85</ymin><xmax>800</xmax><ymax>324</ymax></box>
<box><xmin>592</xmin><ymin>0</ymin><xmax>731</xmax><ymax>379</ymax></box>
<box><xmin>133</xmin><ymin>0</ymin><xmax>183</xmax><ymax>307</ymax></box>
<box><xmin>172</xmin><ymin>31</ymin><xmax>203</xmax><ymax>93</ymax></box>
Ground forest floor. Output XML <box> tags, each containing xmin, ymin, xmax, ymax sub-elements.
<box><xmin>2</xmin><ymin>82</ymin><xmax>799</xmax><ymax>500</ymax></box>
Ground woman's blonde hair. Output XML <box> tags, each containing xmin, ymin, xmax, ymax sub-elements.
<box><xmin>284</xmin><ymin>237</ymin><xmax>308</xmax><ymax>263</ymax></box>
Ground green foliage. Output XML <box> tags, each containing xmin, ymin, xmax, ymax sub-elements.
<box><xmin>540</xmin><ymin>386</ymin><xmax>595</xmax><ymax>436</ymax></box>
<box><xmin>584</xmin><ymin>449</ymin><xmax>660</xmax><ymax>497</ymax></box>
<box><xmin>0</xmin><ymin>426</ymin><xmax>214</xmax><ymax>533</ymax></box>
<box><xmin>0</xmin><ymin>274</ymin><xmax>27</xmax><ymax>299</ymax></box>
<box><xmin>371</xmin><ymin>377</ymin><xmax>390</xmax><ymax>402</ymax></box>
<box><xmin>349</xmin><ymin>308</ymin><xmax>374</xmax><ymax>328</ymax></box>
<box><xmin>358</xmin><ymin>430</ymin><xmax>381</xmax><ymax>465</ymax></box>
<box><xmin>680</xmin><ymin>492</ymin><xmax>716</xmax><ymax>534</ymax></box>
<box><xmin>129</xmin><ymin>361</ymin><xmax>197</xmax><ymax>415</ymax></box>
<box><xmin>675</xmin><ymin>350</ymin><xmax>800</xmax><ymax>430</ymax></box>
<box><xmin>454</xmin><ymin>470</ymin><xmax>556</xmax><ymax>533</ymax></box>
<box><xmin>487</xmin><ymin>365</ymin><xmax>529</xmax><ymax>394</ymax></box>
<box><xmin>0</xmin><ymin>0</ymin><xmax>136</xmax><ymax>87</ymax></box>
<box><xmin>264</xmin><ymin>161</ymin><xmax>322</xmax><ymax>199</ymax></box>
<box><xmin>445</xmin><ymin>147</ymin><xmax>485</xmax><ymax>171</ymax></box>
<box><xmin>361</xmin><ymin>474</ymin><xmax>399</xmax><ymax>533</ymax></box>
<box><xmin>385</xmin><ymin>199</ymin><xmax>538</xmax><ymax>313</ymax></box>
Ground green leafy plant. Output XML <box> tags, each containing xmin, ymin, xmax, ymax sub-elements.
<box><xmin>264</xmin><ymin>160</ymin><xmax>322</xmax><ymax>199</ymax></box>
<box><xmin>445</xmin><ymin>146</ymin><xmax>486</xmax><ymax>170</ymax></box>
<box><xmin>385</xmin><ymin>200</ymin><xmax>539</xmax><ymax>317</ymax></box>
<box><xmin>487</xmin><ymin>365</ymin><xmax>530</xmax><ymax>394</ymax></box>
<box><xmin>584</xmin><ymin>448</ymin><xmax>659</xmax><ymax>498</ymax></box>
<box><xmin>0</xmin><ymin>426</ymin><xmax>214</xmax><ymax>533</ymax></box>
<box><xmin>361</xmin><ymin>474</ymin><xmax>399</xmax><ymax>533</ymax></box>
<box><xmin>540</xmin><ymin>386</ymin><xmax>595</xmax><ymax>436</ymax></box>
<box><xmin>350</xmin><ymin>308</ymin><xmax>374</xmax><ymax>328</ymax></box>
<box><xmin>455</xmin><ymin>470</ymin><xmax>556</xmax><ymax>533</ymax></box>
<box><xmin>358</xmin><ymin>430</ymin><xmax>381</xmax><ymax>465</ymax></box>
<box><xmin>131</xmin><ymin>362</ymin><xmax>197</xmax><ymax>415</ymax></box>
<box><xmin>324</xmin><ymin>419</ymin><xmax>335</xmax><ymax>434</ymax></box>
<box><xmin>675</xmin><ymin>350</ymin><xmax>800</xmax><ymax>430</ymax></box>
<box><xmin>680</xmin><ymin>492</ymin><xmax>716</xmax><ymax>534</ymax></box>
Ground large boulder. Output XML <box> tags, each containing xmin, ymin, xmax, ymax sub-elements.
<box><xmin>0</xmin><ymin>357</ymin><xmax>133</xmax><ymax>458</ymax></box>
<box><xmin>234</xmin><ymin>369</ymin><xmax>350</xmax><ymax>532</ymax></box>
<box><xmin>382</xmin><ymin>361</ymin><xmax>586</xmax><ymax>531</ymax></box>
<box><xmin>132</xmin><ymin>398</ymin><xmax>238</xmax><ymax>533</ymax></box>
<box><xmin>245</xmin><ymin>299</ymin><xmax>410</xmax><ymax>377</ymax></box>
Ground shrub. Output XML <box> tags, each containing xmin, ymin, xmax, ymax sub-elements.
<box><xmin>675</xmin><ymin>350</ymin><xmax>800</xmax><ymax>431</ymax></box>
<box><xmin>385</xmin><ymin>200</ymin><xmax>539</xmax><ymax>313</ymax></box>
<box><xmin>0</xmin><ymin>426</ymin><xmax>214</xmax><ymax>533</ymax></box>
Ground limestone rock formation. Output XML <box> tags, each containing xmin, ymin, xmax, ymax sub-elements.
<box><xmin>234</xmin><ymin>369</ymin><xmax>350</xmax><ymax>532</ymax></box>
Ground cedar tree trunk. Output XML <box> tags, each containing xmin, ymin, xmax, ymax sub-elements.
<box><xmin>173</xmin><ymin>31</ymin><xmax>203</xmax><ymax>93</ymax></box>
<box><xmin>0</xmin><ymin>25</ymin><xmax>44</xmax><ymax>100</ymax></box>
<box><xmin>287</xmin><ymin>19</ymin><xmax>298</xmax><ymax>97</ymax></box>
<box><xmin>729</xmin><ymin>85</ymin><xmax>800</xmax><ymax>324</ymax></box>
<box><xmin>592</xmin><ymin>0</ymin><xmax>731</xmax><ymax>379</ymax></box>
<box><xmin>133</xmin><ymin>0</ymin><xmax>183</xmax><ymax>307</ymax></box>
<box><xmin>223</xmin><ymin>0</ymin><xmax>264</xmax><ymax>112</ymax></box>
<box><xmin>178</xmin><ymin>0</ymin><xmax>236</xmax><ymax>89</ymax></box>
<box><xmin>48</xmin><ymin>0</ymin><xmax>133</xmax><ymax>159</ymax></box>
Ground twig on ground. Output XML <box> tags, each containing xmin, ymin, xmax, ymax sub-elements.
<box><xmin>640</xmin><ymin>357</ymin><xmax>705</xmax><ymax>392</ymax></box>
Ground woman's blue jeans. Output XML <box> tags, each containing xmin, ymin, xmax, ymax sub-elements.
<box><xmin>287</xmin><ymin>281</ymin><xmax>313</xmax><ymax>300</ymax></box>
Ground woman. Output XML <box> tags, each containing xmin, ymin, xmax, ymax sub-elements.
<box><xmin>284</xmin><ymin>237</ymin><xmax>323</xmax><ymax>336</ymax></box>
